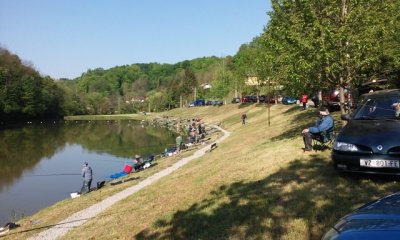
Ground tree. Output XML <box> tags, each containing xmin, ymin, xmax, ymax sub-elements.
<box><xmin>259</xmin><ymin>0</ymin><xmax>400</xmax><ymax>113</ymax></box>
<box><xmin>0</xmin><ymin>47</ymin><xmax>67</xmax><ymax>120</ymax></box>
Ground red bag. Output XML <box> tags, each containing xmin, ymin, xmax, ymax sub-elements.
<box><xmin>123</xmin><ymin>164</ymin><xmax>133</xmax><ymax>174</ymax></box>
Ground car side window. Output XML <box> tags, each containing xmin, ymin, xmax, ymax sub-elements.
<box><xmin>354</xmin><ymin>98</ymin><xmax>376</xmax><ymax>119</ymax></box>
<box><xmin>374</xmin><ymin>98</ymin><xmax>396</xmax><ymax>119</ymax></box>
<box><xmin>353</xmin><ymin>97</ymin><xmax>400</xmax><ymax>120</ymax></box>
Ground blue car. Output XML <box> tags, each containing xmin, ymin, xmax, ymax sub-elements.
<box><xmin>282</xmin><ymin>96</ymin><xmax>296</xmax><ymax>105</ymax></box>
<box><xmin>189</xmin><ymin>99</ymin><xmax>205</xmax><ymax>107</ymax></box>
<box><xmin>322</xmin><ymin>191</ymin><xmax>400</xmax><ymax>240</ymax></box>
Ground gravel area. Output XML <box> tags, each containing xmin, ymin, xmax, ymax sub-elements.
<box><xmin>28</xmin><ymin>125</ymin><xmax>230</xmax><ymax>240</ymax></box>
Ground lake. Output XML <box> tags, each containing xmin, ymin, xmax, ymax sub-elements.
<box><xmin>0</xmin><ymin>120</ymin><xmax>177</xmax><ymax>226</ymax></box>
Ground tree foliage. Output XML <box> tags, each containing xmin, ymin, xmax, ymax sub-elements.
<box><xmin>253</xmin><ymin>0</ymin><xmax>400</xmax><ymax>112</ymax></box>
<box><xmin>73</xmin><ymin>56</ymin><xmax>225</xmax><ymax>112</ymax></box>
<box><xmin>0</xmin><ymin>48</ymin><xmax>67</xmax><ymax>121</ymax></box>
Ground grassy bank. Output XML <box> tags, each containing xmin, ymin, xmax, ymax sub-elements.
<box><xmin>5</xmin><ymin>103</ymin><xmax>400</xmax><ymax>239</ymax></box>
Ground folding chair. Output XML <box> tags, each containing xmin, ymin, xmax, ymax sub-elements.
<box><xmin>312</xmin><ymin>127</ymin><xmax>335</xmax><ymax>151</ymax></box>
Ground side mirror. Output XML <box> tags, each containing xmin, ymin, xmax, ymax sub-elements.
<box><xmin>341</xmin><ymin>114</ymin><xmax>351</xmax><ymax>121</ymax></box>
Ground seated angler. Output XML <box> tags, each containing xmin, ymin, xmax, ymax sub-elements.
<box><xmin>133</xmin><ymin>154</ymin><xmax>144</xmax><ymax>171</ymax></box>
<box><xmin>301</xmin><ymin>106</ymin><xmax>334</xmax><ymax>151</ymax></box>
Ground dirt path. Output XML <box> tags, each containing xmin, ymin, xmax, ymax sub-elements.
<box><xmin>28</xmin><ymin>125</ymin><xmax>230</xmax><ymax>240</ymax></box>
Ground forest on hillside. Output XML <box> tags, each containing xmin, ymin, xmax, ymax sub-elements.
<box><xmin>73</xmin><ymin>56</ymin><xmax>239</xmax><ymax>114</ymax></box>
<box><xmin>0</xmin><ymin>48</ymin><xmax>67</xmax><ymax>121</ymax></box>
<box><xmin>0</xmin><ymin>48</ymin><xmax>243</xmax><ymax>121</ymax></box>
<box><xmin>1</xmin><ymin>0</ymin><xmax>400</xmax><ymax>121</ymax></box>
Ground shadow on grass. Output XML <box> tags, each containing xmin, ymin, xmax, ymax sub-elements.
<box><xmin>237</xmin><ymin>103</ymin><xmax>255</xmax><ymax>109</ymax></box>
<box><xmin>233</xmin><ymin>102</ymin><xmax>278</xmax><ymax>109</ymax></box>
<box><xmin>135</xmin><ymin>156</ymin><xmax>400</xmax><ymax>240</ymax></box>
<box><xmin>271</xmin><ymin>108</ymin><xmax>345</xmax><ymax>142</ymax></box>
<box><xmin>281</xmin><ymin>104</ymin><xmax>301</xmax><ymax>114</ymax></box>
<box><xmin>271</xmin><ymin>109</ymin><xmax>318</xmax><ymax>141</ymax></box>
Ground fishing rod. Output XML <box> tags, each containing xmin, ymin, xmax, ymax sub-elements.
<box><xmin>97</xmin><ymin>159</ymin><xmax>129</xmax><ymax>163</ymax></box>
<box><xmin>25</xmin><ymin>173</ymin><xmax>81</xmax><ymax>177</ymax></box>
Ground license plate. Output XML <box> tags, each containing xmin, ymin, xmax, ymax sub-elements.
<box><xmin>360</xmin><ymin>159</ymin><xmax>400</xmax><ymax>168</ymax></box>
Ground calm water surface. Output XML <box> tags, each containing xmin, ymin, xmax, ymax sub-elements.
<box><xmin>0</xmin><ymin>120</ymin><xmax>176</xmax><ymax>226</ymax></box>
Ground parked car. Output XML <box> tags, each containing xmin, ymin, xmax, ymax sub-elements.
<box><xmin>282</xmin><ymin>96</ymin><xmax>296</xmax><ymax>105</ymax></box>
<box><xmin>332</xmin><ymin>89</ymin><xmax>400</xmax><ymax>175</ymax></box>
<box><xmin>357</xmin><ymin>79</ymin><xmax>389</xmax><ymax>96</ymax></box>
<box><xmin>212</xmin><ymin>100</ymin><xmax>224</xmax><ymax>106</ymax></box>
<box><xmin>189</xmin><ymin>99</ymin><xmax>205</xmax><ymax>107</ymax></box>
<box><xmin>248</xmin><ymin>95</ymin><xmax>258</xmax><ymax>103</ymax></box>
<box><xmin>241</xmin><ymin>95</ymin><xmax>257</xmax><ymax>103</ymax></box>
<box><xmin>322</xmin><ymin>88</ymin><xmax>351</xmax><ymax>111</ymax></box>
<box><xmin>258</xmin><ymin>95</ymin><xmax>266</xmax><ymax>103</ymax></box>
<box><xmin>322</xmin><ymin>191</ymin><xmax>400</xmax><ymax>240</ymax></box>
<box><xmin>231</xmin><ymin>97</ymin><xmax>240</xmax><ymax>104</ymax></box>
<box><xmin>267</xmin><ymin>96</ymin><xmax>278</xmax><ymax>104</ymax></box>
<box><xmin>205</xmin><ymin>100</ymin><xmax>213</xmax><ymax>106</ymax></box>
<box><xmin>305</xmin><ymin>94</ymin><xmax>319</xmax><ymax>107</ymax></box>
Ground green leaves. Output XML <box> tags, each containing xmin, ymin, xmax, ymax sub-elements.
<box><xmin>253</xmin><ymin>0</ymin><xmax>400</xmax><ymax>107</ymax></box>
<box><xmin>0</xmin><ymin>47</ymin><xmax>74</xmax><ymax>120</ymax></box>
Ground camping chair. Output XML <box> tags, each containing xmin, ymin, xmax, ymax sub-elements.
<box><xmin>134</xmin><ymin>155</ymin><xmax>156</xmax><ymax>171</ymax></box>
<box><xmin>312</xmin><ymin>127</ymin><xmax>335</xmax><ymax>151</ymax></box>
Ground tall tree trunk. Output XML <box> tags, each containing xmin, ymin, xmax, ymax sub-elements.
<box><xmin>340</xmin><ymin>0</ymin><xmax>348</xmax><ymax>115</ymax></box>
<box><xmin>339</xmin><ymin>79</ymin><xmax>346</xmax><ymax>115</ymax></box>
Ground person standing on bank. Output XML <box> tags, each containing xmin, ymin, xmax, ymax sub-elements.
<box><xmin>301</xmin><ymin>106</ymin><xmax>334</xmax><ymax>151</ymax></box>
<box><xmin>301</xmin><ymin>93</ymin><xmax>308</xmax><ymax>110</ymax></box>
<box><xmin>176</xmin><ymin>135</ymin><xmax>183</xmax><ymax>154</ymax></box>
<box><xmin>81</xmin><ymin>162</ymin><xmax>93</xmax><ymax>194</ymax></box>
<box><xmin>241</xmin><ymin>112</ymin><xmax>247</xmax><ymax>125</ymax></box>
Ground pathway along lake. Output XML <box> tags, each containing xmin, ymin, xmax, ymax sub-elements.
<box><xmin>0</xmin><ymin>120</ymin><xmax>177</xmax><ymax>226</ymax></box>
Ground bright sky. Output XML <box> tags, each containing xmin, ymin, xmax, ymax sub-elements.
<box><xmin>0</xmin><ymin>1</ymin><xmax>271</xmax><ymax>79</ymax></box>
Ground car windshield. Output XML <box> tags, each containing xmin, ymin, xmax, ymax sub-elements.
<box><xmin>353</xmin><ymin>96</ymin><xmax>400</xmax><ymax>120</ymax></box>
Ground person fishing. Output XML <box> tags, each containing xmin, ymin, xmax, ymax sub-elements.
<box><xmin>81</xmin><ymin>162</ymin><xmax>93</xmax><ymax>194</ymax></box>
<box><xmin>176</xmin><ymin>135</ymin><xmax>183</xmax><ymax>154</ymax></box>
<box><xmin>133</xmin><ymin>154</ymin><xmax>144</xmax><ymax>171</ymax></box>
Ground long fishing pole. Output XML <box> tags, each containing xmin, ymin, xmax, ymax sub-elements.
<box><xmin>25</xmin><ymin>173</ymin><xmax>81</xmax><ymax>177</ymax></box>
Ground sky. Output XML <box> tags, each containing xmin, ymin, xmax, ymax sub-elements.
<box><xmin>0</xmin><ymin>1</ymin><xmax>271</xmax><ymax>79</ymax></box>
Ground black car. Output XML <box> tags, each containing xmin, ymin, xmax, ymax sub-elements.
<box><xmin>258</xmin><ymin>95</ymin><xmax>266</xmax><ymax>103</ymax></box>
<box><xmin>322</xmin><ymin>191</ymin><xmax>400</xmax><ymax>240</ymax></box>
<box><xmin>247</xmin><ymin>95</ymin><xmax>258</xmax><ymax>103</ymax></box>
<box><xmin>212</xmin><ymin>100</ymin><xmax>224</xmax><ymax>106</ymax></box>
<box><xmin>205</xmin><ymin>100</ymin><xmax>213</xmax><ymax>106</ymax></box>
<box><xmin>332</xmin><ymin>89</ymin><xmax>400</xmax><ymax>175</ymax></box>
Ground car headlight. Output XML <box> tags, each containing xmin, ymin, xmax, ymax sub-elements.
<box><xmin>333</xmin><ymin>141</ymin><xmax>359</xmax><ymax>152</ymax></box>
<box><xmin>322</xmin><ymin>228</ymin><xmax>339</xmax><ymax>240</ymax></box>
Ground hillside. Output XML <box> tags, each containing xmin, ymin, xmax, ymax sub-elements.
<box><xmin>7</xmin><ymin>103</ymin><xmax>400</xmax><ymax>240</ymax></box>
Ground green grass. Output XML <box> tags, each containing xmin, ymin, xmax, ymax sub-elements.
<box><xmin>5</xmin><ymin>103</ymin><xmax>400</xmax><ymax>240</ymax></box>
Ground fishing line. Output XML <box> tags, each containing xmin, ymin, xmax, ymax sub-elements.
<box><xmin>25</xmin><ymin>173</ymin><xmax>81</xmax><ymax>177</ymax></box>
<box><xmin>97</xmin><ymin>159</ymin><xmax>129</xmax><ymax>163</ymax></box>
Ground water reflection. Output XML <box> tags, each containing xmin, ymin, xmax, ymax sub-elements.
<box><xmin>0</xmin><ymin>120</ymin><xmax>176</xmax><ymax>225</ymax></box>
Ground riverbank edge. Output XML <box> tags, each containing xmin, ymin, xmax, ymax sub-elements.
<box><xmin>26</xmin><ymin>122</ymin><xmax>229</xmax><ymax>240</ymax></box>
<box><xmin>63</xmin><ymin>113</ymin><xmax>148</xmax><ymax>121</ymax></box>
<box><xmin>0</xmin><ymin>113</ymin><xmax>224</xmax><ymax>239</ymax></box>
